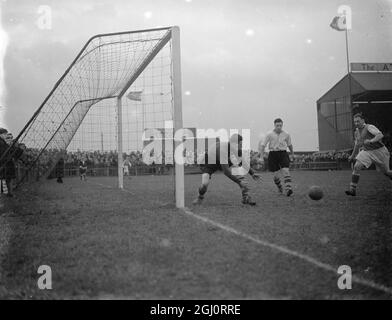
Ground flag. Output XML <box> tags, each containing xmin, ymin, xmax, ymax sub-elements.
<box><xmin>330</xmin><ymin>15</ymin><xmax>347</xmax><ymax>31</ymax></box>
<box><xmin>126</xmin><ymin>90</ymin><xmax>143</xmax><ymax>102</ymax></box>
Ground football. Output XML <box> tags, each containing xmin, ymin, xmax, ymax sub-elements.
<box><xmin>308</xmin><ymin>186</ymin><xmax>324</xmax><ymax>201</ymax></box>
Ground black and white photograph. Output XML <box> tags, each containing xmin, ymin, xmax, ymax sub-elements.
<box><xmin>0</xmin><ymin>0</ymin><xmax>392</xmax><ymax>305</ymax></box>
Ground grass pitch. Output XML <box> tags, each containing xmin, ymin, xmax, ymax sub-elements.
<box><xmin>0</xmin><ymin>170</ymin><xmax>391</xmax><ymax>299</ymax></box>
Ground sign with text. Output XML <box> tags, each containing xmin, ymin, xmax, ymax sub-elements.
<box><xmin>351</xmin><ymin>63</ymin><xmax>392</xmax><ymax>72</ymax></box>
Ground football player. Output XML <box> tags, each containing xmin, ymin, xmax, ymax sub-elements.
<box><xmin>193</xmin><ymin>134</ymin><xmax>260</xmax><ymax>206</ymax></box>
<box><xmin>345</xmin><ymin>113</ymin><xmax>392</xmax><ymax>196</ymax></box>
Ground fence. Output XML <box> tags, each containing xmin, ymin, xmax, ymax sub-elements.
<box><xmin>290</xmin><ymin>160</ymin><xmax>351</xmax><ymax>171</ymax></box>
<box><xmin>14</xmin><ymin>160</ymin><xmax>352</xmax><ymax>184</ymax></box>
<box><xmin>61</xmin><ymin>165</ymin><xmax>175</xmax><ymax>178</ymax></box>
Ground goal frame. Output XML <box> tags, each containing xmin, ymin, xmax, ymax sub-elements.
<box><xmin>2</xmin><ymin>26</ymin><xmax>185</xmax><ymax>208</ymax></box>
<box><xmin>114</xmin><ymin>26</ymin><xmax>184</xmax><ymax>209</ymax></box>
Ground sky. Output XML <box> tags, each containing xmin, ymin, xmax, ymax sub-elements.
<box><xmin>0</xmin><ymin>0</ymin><xmax>392</xmax><ymax>151</ymax></box>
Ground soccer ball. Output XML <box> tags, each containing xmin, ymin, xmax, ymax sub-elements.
<box><xmin>308</xmin><ymin>186</ymin><xmax>324</xmax><ymax>201</ymax></box>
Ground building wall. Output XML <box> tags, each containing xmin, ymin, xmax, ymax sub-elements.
<box><xmin>317</xmin><ymin>97</ymin><xmax>353</xmax><ymax>151</ymax></box>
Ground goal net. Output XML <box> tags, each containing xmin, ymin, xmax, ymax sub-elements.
<box><xmin>2</xmin><ymin>26</ymin><xmax>184</xmax><ymax>208</ymax></box>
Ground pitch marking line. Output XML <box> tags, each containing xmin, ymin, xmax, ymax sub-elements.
<box><xmin>182</xmin><ymin>208</ymin><xmax>392</xmax><ymax>296</ymax></box>
<box><xmin>88</xmin><ymin>181</ymin><xmax>392</xmax><ymax>296</ymax></box>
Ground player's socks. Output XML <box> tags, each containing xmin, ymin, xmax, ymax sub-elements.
<box><xmin>193</xmin><ymin>185</ymin><xmax>207</xmax><ymax>205</ymax></box>
<box><xmin>239</xmin><ymin>179</ymin><xmax>256</xmax><ymax>205</ymax></box>
<box><xmin>198</xmin><ymin>185</ymin><xmax>207</xmax><ymax>198</ymax></box>
<box><xmin>273</xmin><ymin>176</ymin><xmax>283</xmax><ymax>193</ymax></box>
<box><xmin>283</xmin><ymin>174</ymin><xmax>293</xmax><ymax>196</ymax></box>
<box><xmin>242</xmin><ymin>195</ymin><xmax>256</xmax><ymax>206</ymax></box>
<box><xmin>236</xmin><ymin>176</ymin><xmax>254</xmax><ymax>205</ymax></box>
<box><xmin>345</xmin><ymin>174</ymin><xmax>359</xmax><ymax>196</ymax></box>
<box><xmin>1</xmin><ymin>180</ymin><xmax>7</xmax><ymax>194</ymax></box>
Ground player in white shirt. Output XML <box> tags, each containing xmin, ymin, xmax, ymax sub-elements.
<box><xmin>259</xmin><ymin>118</ymin><xmax>294</xmax><ymax>196</ymax></box>
<box><xmin>123</xmin><ymin>157</ymin><xmax>131</xmax><ymax>177</ymax></box>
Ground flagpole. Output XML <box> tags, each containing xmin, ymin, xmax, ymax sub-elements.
<box><xmin>331</xmin><ymin>15</ymin><xmax>354</xmax><ymax>148</ymax></box>
<box><xmin>345</xmin><ymin>28</ymin><xmax>353</xmax><ymax>110</ymax></box>
<box><xmin>345</xmin><ymin>29</ymin><xmax>350</xmax><ymax>74</ymax></box>
<box><xmin>345</xmin><ymin>26</ymin><xmax>356</xmax><ymax>151</ymax></box>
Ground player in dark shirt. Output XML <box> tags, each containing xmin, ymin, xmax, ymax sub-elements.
<box><xmin>193</xmin><ymin>134</ymin><xmax>260</xmax><ymax>206</ymax></box>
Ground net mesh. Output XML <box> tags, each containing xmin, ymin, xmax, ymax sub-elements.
<box><xmin>6</xmin><ymin>28</ymin><xmax>176</xmax><ymax>183</ymax></box>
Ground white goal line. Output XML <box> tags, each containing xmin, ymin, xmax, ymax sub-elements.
<box><xmin>181</xmin><ymin>208</ymin><xmax>392</xmax><ymax>297</ymax></box>
<box><xmin>87</xmin><ymin>180</ymin><xmax>392</xmax><ymax>297</ymax></box>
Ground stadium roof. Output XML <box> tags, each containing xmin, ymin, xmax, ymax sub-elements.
<box><xmin>317</xmin><ymin>72</ymin><xmax>392</xmax><ymax>104</ymax></box>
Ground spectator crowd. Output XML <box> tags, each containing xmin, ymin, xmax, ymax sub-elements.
<box><xmin>2</xmin><ymin>128</ymin><xmax>391</xmax><ymax>187</ymax></box>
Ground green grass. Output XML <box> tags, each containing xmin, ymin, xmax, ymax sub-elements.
<box><xmin>0</xmin><ymin>170</ymin><xmax>391</xmax><ymax>299</ymax></box>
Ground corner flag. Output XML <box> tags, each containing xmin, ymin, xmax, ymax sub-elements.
<box><xmin>330</xmin><ymin>16</ymin><xmax>347</xmax><ymax>31</ymax></box>
<box><xmin>126</xmin><ymin>91</ymin><xmax>143</xmax><ymax>101</ymax></box>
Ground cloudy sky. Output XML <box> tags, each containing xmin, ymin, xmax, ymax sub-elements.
<box><xmin>0</xmin><ymin>0</ymin><xmax>391</xmax><ymax>150</ymax></box>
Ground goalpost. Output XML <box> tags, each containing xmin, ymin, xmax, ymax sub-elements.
<box><xmin>3</xmin><ymin>26</ymin><xmax>185</xmax><ymax>208</ymax></box>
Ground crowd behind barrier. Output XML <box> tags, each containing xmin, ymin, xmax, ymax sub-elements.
<box><xmin>15</xmin><ymin>148</ymin><xmax>356</xmax><ymax>181</ymax></box>
<box><xmin>2</xmin><ymin>125</ymin><xmax>391</xmax><ymax>192</ymax></box>
<box><xmin>6</xmin><ymin>143</ymin><xmax>392</xmax><ymax>184</ymax></box>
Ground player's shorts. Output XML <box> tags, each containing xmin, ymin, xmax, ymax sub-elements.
<box><xmin>200</xmin><ymin>163</ymin><xmax>221</xmax><ymax>176</ymax></box>
<box><xmin>268</xmin><ymin>151</ymin><xmax>290</xmax><ymax>172</ymax></box>
<box><xmin>356</xmin><ymin>146</ymin><xmax>390</xmax><ymax>172</ymax></box>
<box><xmin>80</xmin><ymin>169</ymin><xmax>87</xmax><ymax>174</ymax></box>
<box><xmin>199</xmin><ymin>152</ymin><xmax>233</xmax><ymax>177</ymax></box>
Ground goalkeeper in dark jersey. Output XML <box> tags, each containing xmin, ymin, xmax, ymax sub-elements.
<box><xmin>193</xmin><ymin>134</ymin><xmax>260</xmax><ymax>206</ymax></box>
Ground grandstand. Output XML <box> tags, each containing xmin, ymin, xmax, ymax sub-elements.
<box><xmin>317</xmin><ymin>71</ymin><xmax>392</xmax><ymax>153</ymax></box>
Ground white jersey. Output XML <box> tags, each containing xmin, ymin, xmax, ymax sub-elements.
<box><xmin>123</xmin><ymin>160</ymin><xmax>131</xmax><ymax>168</ymax></box>
<box><xmin>261</xmin><ymin>130</ymin><xmax>292</xmax><ymax>152</ymax></box>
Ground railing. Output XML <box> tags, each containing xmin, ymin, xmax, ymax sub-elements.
<box><xmin>61</xmin><ymin>165</ymin><xmax>174</xmax><ymax>178</ymax></box>
<box><xmin>14</xmin><ymin>160</ymin><xmax>353</xmax><ymax>184</ymax></box>
<box><xmin>290</xmin><ymin>160</ymin><xmax>351</xmax><ymax>171</ymax></box>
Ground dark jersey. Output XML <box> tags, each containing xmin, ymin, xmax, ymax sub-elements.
<box><xmin>355</xmin><ymin>124</ymin><xmax>384</xmax><ymax>151</ymax></box>
<box><xmin>79</xmin><ymin>161</ymin><xmax>87</xmax><ymax>174</ymax></box>
<box><xmin>204</xmin><ymin>142</ymin><xmax>242</xmax><ymax>166</ymax></box>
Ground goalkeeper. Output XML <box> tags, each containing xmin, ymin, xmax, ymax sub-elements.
<box><xmin>193</xmin><ymin>134</ymin><xmax>260</xmax><ymax>206</ymax></box>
